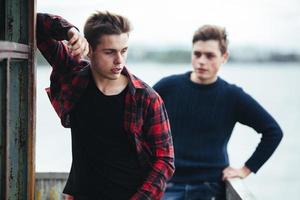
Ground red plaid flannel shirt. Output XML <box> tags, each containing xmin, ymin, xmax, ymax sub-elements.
<box><xmin>37</xmin><ymin>13</ymin><xmax>174</xmax><ymax>200</ymax></box>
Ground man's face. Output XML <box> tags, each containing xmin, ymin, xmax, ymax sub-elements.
<box><xmin>88</xmin><ymin>33</ymin><xmax>129</xmax><ymax>81</ymax></box>
<box><xmin>191</xmin><ymin>40</ymin><xmax>228</xmax><ymax>84</ymax></box>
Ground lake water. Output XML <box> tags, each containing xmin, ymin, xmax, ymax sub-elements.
<box><xmin>36</xmin><ymin>62</ymin><xmax>300</xmax><ymax>199</ymax></box>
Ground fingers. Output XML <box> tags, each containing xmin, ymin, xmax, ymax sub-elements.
<box><xmin>222</xmin><ymin>171</ymin><xmax>238</xmax><ymax>180</ymax></box>
<box><xmin>67</xmin><ymin>27</ymin><xmax>79</xmax><ymax>46</ymax></box>
<box><xmin>67</xmin><ymin>27</ymin><xmax>89</xmax><ymax>61</ymax></box>
<box><xmin>68</xmin><ymin>35</ymin><xmax>89</xmax><ymax>61</ymax></box>
<box><xmin>222</xmin><ymin>166</ymin><xmax>242</xmax><ymax>181</ymax></box>
<box><xmin>64</xmin><ymin>194</ymin><xmax>74</xmax><ymax>200</ymax></box>
<box><xmin>68</xmin><ymin>33</ymin><xmax>79</xmax><ymax>46</ymax></box>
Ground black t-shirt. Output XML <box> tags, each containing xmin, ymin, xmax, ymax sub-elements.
<box><xmin>64</xmin><ymin>79</ymin><xmax>144</xmax><ymax>199</ymax></box>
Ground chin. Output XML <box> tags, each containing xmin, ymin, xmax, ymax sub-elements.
<box><xmin>108</xmin><ymin>74</ymin><xmax>121</xmax><ymax>80</ymax></box>
<box><xmin>195</xmin><ymin>74</ymin><xmax>206</xmax><ymax>80</ymax></box>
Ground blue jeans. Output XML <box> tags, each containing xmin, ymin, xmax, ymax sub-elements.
<box><xmin>162</xmin><ymin>182</ymin><xmax>226</xmax><ymax>200</ymax></box>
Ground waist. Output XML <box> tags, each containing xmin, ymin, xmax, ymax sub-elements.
<box><xmin>171</xmin><ymin>166</ymin><xmax>227</xmax><ymax>183</ymax></box>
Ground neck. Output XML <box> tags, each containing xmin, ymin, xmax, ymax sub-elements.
<box><xmin>91</xmin><ymin>71</ymin><xmax>128</xmax><ymax>96</ymax></box>
<box><xmin>190</xmin><ymin>72</ymin><xmax>218</xmax><ymax>85</ymax></box>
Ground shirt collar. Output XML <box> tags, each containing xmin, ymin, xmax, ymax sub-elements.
<box><xmin>80</xmin><ymin>63</ymin><xmax>145</xmax><ymax>95</ymax></box>
<box><xmin>121</xmin><ymin>66</ymin><xmax>146</xmax><ymax>95</ymax></box>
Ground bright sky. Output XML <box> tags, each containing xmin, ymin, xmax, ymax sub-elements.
<box><xmin>37</xmin><ymin>0</ymin><xmax>300</xmax><ymax>51</ymax></box>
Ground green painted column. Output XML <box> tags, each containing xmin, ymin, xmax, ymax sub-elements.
<box><xmin>0</xmin><ymin>0</ymin><xmax>36</xmax><ymax>199</ymax></box>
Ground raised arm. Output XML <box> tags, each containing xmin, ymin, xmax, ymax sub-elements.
<box><xmin>36</xmin><ymin>13</ymin><xmax>88</xmax><ymax>70</ymax></box>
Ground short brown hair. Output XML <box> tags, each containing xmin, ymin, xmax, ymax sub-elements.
<box><xmin>84</xmin><ymin>11</ymin><xmax>132</xmax><ymax>50</ymax></box>
<box><xmin>192</xmin><ymin>25</ymin><xmax>228</xmax><ymax>55</ymax></box>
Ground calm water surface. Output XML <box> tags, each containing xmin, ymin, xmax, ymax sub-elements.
<box><xmin>36</xmin><ymin>62</ymin><xmax>300</xmax><ymax>199</ymax></box>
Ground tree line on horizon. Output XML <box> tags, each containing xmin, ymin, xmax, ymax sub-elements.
<box><xmin>36</xmin><ymin>47</ymin><xmax>300</xmax><ymax>66</ymax></box>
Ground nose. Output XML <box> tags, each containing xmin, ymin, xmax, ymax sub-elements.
<box><xmin>198</xmin><ymin>55</ymin><xmax>207</xmax><ymax>65</ymax></box>
<box><xmin>114</xmin><ymin>52</ymin><xmax>123</xmax><ymax>65</ymax></box>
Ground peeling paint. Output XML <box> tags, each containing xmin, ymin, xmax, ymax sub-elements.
<box><xmin>0</xmin><ymin>0</ymin><xmax>36</xmax><ymax>199</ymax></box>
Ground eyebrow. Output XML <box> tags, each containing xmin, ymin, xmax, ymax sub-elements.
<box><xmin>102</xmin><ymin>47</ymin><xmax>128</xmax><ymax>51</ymax></box>
<box><xmin>193</xmin><ymin>50</ymin><xmax>216</xmax><ymax>55</ymax></box>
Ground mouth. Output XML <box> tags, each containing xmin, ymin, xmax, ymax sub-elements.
<box><xmin>196</xmin><ymin>68</ymin><xmax>207</xmax><ymax>73</ymax></box>
<box><xmin>111</xmin><ymin>67</ymin><xmax>122</xmax><ymax>74</ymax></box>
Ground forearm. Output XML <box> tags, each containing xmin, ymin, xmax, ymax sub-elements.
<box><xmin>37</xmin><ymin>13</ymin><xmax>75</xmax><ymax>43</ymax></box>
<box><xmin>131</xmin><ymin>96</ymin><xmax>174</xmax><ymax>199</ymax></box>
<box><xmin>245</xmin><ymin>127</ymin><xmax>283</xmax><ymax>173</ymax></box>
<box><xmin>131</xmin><ymin>158</ymin><xmax>174</xmax><ymax>200</ymax></box>
<box><xmin>36</xmin><ymin>13</ymin><xmax>77</xmax><ymax>70</ymax></box>
<box><xmin>236</xmin><ymin>88</ymin><xmax>283</xmax><ymax>173</ymax></box>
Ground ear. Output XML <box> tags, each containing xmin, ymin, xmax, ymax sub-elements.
<box><xmin>87</xmin><ymin>44</ymin><xmax>93</xmax><ymax>58</ymax></box>
<box><xmin>222</xmin><ymin>52</ymin><xmax>229</xmax><ymax>64</ymax></box>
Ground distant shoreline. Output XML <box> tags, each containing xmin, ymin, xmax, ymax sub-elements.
<box><xmin>37</xmin><ymin>49</ymin><xmax>300</xmax><ymax>65</ymax></box>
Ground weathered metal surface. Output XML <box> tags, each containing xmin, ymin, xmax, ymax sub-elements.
<box><xmin>0</xmin><ymin>59</ymin><xmax>8</xmax><ymax>199</ymax></box>
<box><xmin>35</xmin><ymin>173</ymin><xmax>69</xmax><ymax>200</ymax></box>
<box><xmin>26</xmin><ymin>0</ymin><xmax>36</xmax><ymax>199</ymax></box>
<box><xmin>7</xmin><ymin>59</ymin><xmax>29</xmax><ymax>200</ymax></box>
<box><xmin>5</xmin><ymin>0</ymin><xmax>28</xmax><ymax>43</ymax></box>
<box><xmin>0</xmin><ymin>41</ymin><xmax>29</xmax><ymax>52</ymax></box>
<box><xmin>0</xmin><ymin>0</ymin><xmax>36</xmax><ymax>199</ymax></box>
<box><xmin>0</xmin><ymin>41</ymin><xmax>30</xmax><ymax>60</ymax></box>
<box><xmin>226</xmin><ymin>178</ymin><xmax>256</xmax><ymax>200</ymax></box>
<box><xmin>0</xmin><ymin>0</ymin><xmax>6</xmax><ymax>40</ymax></box>
<box><xmin>0</xmin><ymin>52</ymin><xmax>29</xmax><ymax>61</ymax></box>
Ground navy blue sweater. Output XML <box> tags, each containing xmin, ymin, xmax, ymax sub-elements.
<box><xmin>153</xmin><ymin>72</ymin><xmax>283</xmax><ymax>183</ymax></box>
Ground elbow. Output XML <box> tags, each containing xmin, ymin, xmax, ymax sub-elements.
<box><xmin>277</xmin><ymin>129</ymin><xmax>283</xmax><ymax>143</ymax></box>
<box><xmin>273</xmin><ymin>126</ymin><xmax>283</xmax><ymax>145</ymax></box>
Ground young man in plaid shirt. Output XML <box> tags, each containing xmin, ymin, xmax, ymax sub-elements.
<box><xmin>37</xmin><ymin>12</ymin><xmax>174</xmax><ymax>200</ymax></box>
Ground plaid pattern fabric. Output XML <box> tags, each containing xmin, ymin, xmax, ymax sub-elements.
<box><xmin>37</xmin><ymin>13</ymin><xmax>174</xmax><ymax>200</ymax></box>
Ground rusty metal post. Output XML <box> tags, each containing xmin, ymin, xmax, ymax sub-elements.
<box><xmin>0</xmin><ymin>0</ymin><xmax>6</xmax><ymax>197</ymax></box>
<box><xmin>28</xmin><ymin>1</ymin><xmax>36</xmax><ymax>200</ymax></box>
<box><xmin>0</xmin><ymin>56</ymin><xmax>7</xmax><ymax>199</ymax></box>
<box><xmin>0</xmin><ymin>0</ymin><xmax>36</xmax><ymax>199</ymax></box>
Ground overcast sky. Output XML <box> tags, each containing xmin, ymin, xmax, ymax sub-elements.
<box><xmin>37</xmin><ymin>0</ymin><xmax>300</xmax><ymax>51</ymax></box>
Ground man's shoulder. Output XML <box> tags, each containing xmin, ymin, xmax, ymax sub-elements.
<box><xmin>159</xmin><ymin>72</ymin><xmax>187</xmax><ymax>84</ymax></box>
<box><xmin>153</xmin><ymin>72</ymin><xmax>188</xmax><ymax>91</ymax></box>
<box><xmin>218</xmin><ymin>77</ymin><xmax>246</xmax><ymax>97</ymax></box>
<box><xmin>219</xmin><ymin>77</ymin><xmax>241</xmax><ymax>90</ymax></box>
<box><xmin>130</xmin><ymin>73</ymin><xmax>160</xmax><ymax>99</ymax></box>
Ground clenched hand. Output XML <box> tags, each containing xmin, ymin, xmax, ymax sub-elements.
<box><xmin>67</xmin><ymin>27</ymin><xmax>89</xmax><ymax>61</ymax></box>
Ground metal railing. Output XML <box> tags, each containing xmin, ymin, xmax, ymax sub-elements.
<box><xmin>34</xmin><ymin>173</ymin><xmax>256</xmax><ymax>200</ymax></box>
<box><xmin>226</xmin><ymin>178</ymin><xmax>256</xmax><ymax>200</ymax></box>
<box><xmin>0</xmin><ymin>41</ymin><xmax>30</xmax><ymax>60</ymax></box>
<box><xmin>35</xmin><ymin>173</ymin><xmax>69</xmax><ymax>200</ymax></box>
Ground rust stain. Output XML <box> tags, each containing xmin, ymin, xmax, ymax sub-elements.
<box><xmin>36</xmin><ymin>190</ymin><xmax>42</xmax><ymax>200</ymax></box>
<box><xmin>7</xmin><ymin>17</ymin><xmax>13</xmax><ymax>34</ymax></box>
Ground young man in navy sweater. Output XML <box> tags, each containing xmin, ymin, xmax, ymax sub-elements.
<box><xmin>153</xmin><ymin>25</ymin><xmax>283</xmax><ymax>200</ymax></box>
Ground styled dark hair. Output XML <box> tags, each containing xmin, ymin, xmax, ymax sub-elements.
<box><xmin>192</xmin><ymin>25</ymin><xmax>228</xmax><ymax>55</ymax></box>
<box><xmin>84</xmin><ymin>11</ymin><xmax>132</xmax><ymax>50</ymax></box>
